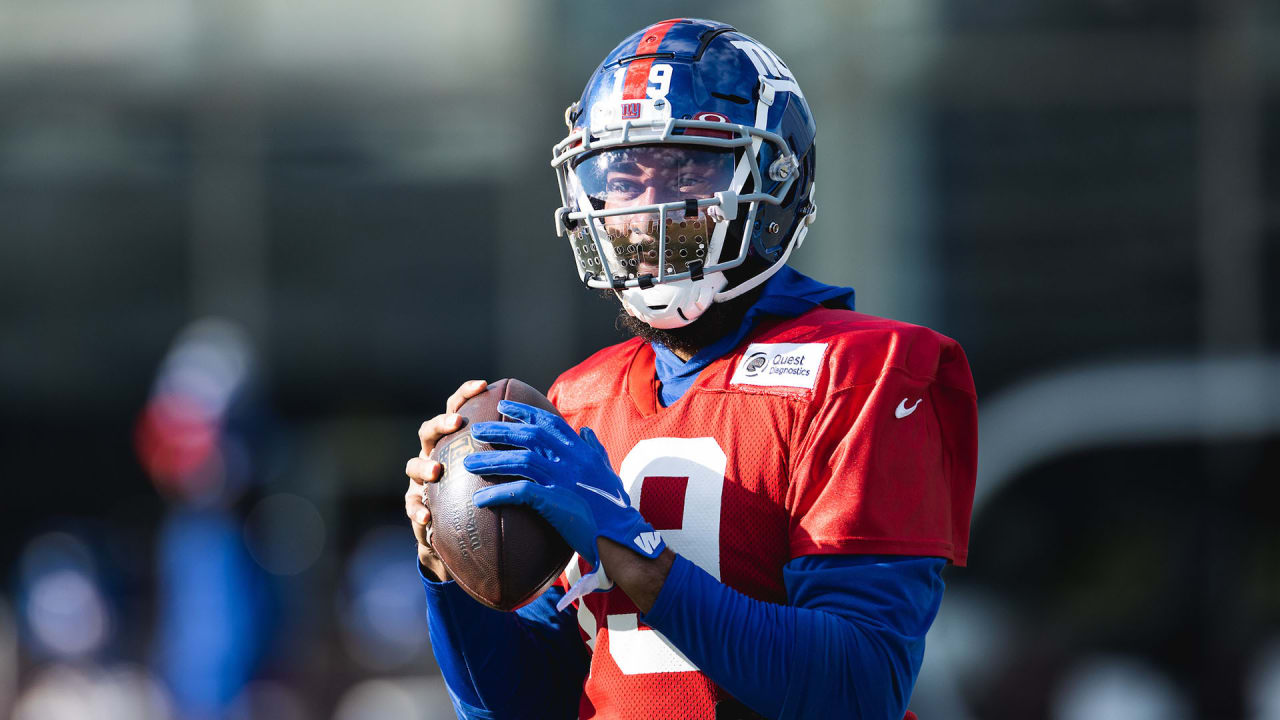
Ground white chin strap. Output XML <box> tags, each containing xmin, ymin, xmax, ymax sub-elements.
<box><xmin>617</xmin><ymin>272</ymin><xmax>728</xmax><ymax>329</ymax></box>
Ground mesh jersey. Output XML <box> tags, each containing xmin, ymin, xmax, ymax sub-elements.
<box><xmin>547</xmin><ymin>308</ymin><xmax>978</xmax><ymax>720</ymax></box>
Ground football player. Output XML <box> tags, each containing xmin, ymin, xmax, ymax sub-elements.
<box><xmin>404</xmin><ymin>18</ymin><xmax>977</xmax><ymax>720</ymax></box>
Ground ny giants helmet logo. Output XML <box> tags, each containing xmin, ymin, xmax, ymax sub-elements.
<box><xmin>621</xmin><ymin>102</ymin><xmax>642</xmax><ymax>120</ymax></box>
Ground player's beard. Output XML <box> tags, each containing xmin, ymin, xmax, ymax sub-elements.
<box><xmin>603</xmin><ymin>282</ymin><xmax>766</xmax><ymax>360</ymax></box>
<box><xmin>600</xmin><ymin>236</ymin><xmax>772</xmax><ymax>359</ymax></box>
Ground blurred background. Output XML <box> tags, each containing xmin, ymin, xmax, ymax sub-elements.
<box><xmin>1</xmin><ymin>0</ymin><xmax>1277</xmax><ymax>718</ymax></box>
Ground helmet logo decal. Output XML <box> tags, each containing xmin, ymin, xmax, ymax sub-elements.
<box><xmin>693</xmin><ymin>112</ymin><xmax>729</xmax><ymax>123</ymax></box>
<box><xmin>730</xmin><ymin>39</ymin><xmax>804</xmax><ymax>100</ymax></box>
<box><xmin>621</xmin><ymin>103</ymin><xmax>642</xmax><ymax>120</ymax></box>
<box><xmin>730</xmin><ymin>39</ymin><xmax>793</xmax><ymax>81</ymax></box>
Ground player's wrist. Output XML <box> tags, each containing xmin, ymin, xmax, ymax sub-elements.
<box><xmin>597</xmin><ymin>539</ymin><xmax>675</xmax><ymax>614</ymax></box>
<box><xmin>599</xmin><ymin>515</ymin><xmax>665</xmax><ymax>561</ymax></box>
<box><xmin>419</xmin><ymin>549</ymin><xmax>451</xmax><ymax>582</ymax></box>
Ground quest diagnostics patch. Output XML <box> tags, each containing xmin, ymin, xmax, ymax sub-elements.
<box><xmin>729</xmin><ymin>343</ymin><xmax>827</xmax><ymax>390</ymax></box>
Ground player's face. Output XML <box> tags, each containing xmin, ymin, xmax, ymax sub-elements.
<box><xmin>596</xmin><ymin>146</ymin><xmax>729</xmax><ymax>216</ymax></box>
<box><xmin>570</xmin><ymin>145</ymin><xmax>734</xmax><ymax>280</ymax></box>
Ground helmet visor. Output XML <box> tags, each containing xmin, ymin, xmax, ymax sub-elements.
<box><xmin>569</xmin><ymin>145</ymin><xmax>735</xmax><ymax>284</ymax></box>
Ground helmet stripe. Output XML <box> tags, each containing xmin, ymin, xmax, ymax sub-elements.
<box><xmin>621</xmin><ymin>19</ymin><xmax>682</xmax><ymax>100</ymax></box>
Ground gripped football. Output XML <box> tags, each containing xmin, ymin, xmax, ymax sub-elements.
<box><xmin>426</xmin><ymin>378</ymin><xmax>575</xmax><ymax>611</ymax></box>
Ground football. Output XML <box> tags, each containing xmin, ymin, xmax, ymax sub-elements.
<box><xmin>426</xmin><ymin>378</ymin><xmax>575</xmax><ymax>611</ymax></box>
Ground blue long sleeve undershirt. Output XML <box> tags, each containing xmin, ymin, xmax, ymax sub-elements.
<box><xmin>421</xmin><ymin>567</ymin><xmax>586</xmax><ymax>719</ymax></box>
<box><xmin>422</xmin><ymin>553</ymin><xmax>944</xmax><ymax>720</ymax></box>
<box><xmin>645</xmin><ymin>554</ymin><xmax>945</xmax><ymax>720</ymax></box>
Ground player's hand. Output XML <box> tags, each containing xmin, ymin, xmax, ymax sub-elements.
<box><xmin>405</xmin><ymin>379</ymin><xmax>488</xmax><ymax>581</ymax></box>
<box><xmin>465</xmin><ymin>401</ymin><xmax>666</xmax><ymax>575</ymax></box>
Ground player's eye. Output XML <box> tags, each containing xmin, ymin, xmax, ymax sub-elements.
<box><xmin>676</xmin><ymin>174</ymin><xmax>710</xmax><ymax>192</ymax></box>
<box><xmin>605</xmin><ymin>177</ymin><xmax>643</xmax><ymax>199</ymax></box>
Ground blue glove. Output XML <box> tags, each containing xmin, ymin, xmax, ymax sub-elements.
<box><xmin>465</xmin><ymin>401</ymin><xmax>667</xmax><ymax>578</ymax></box>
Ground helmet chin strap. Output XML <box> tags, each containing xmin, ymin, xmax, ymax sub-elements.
<box><xmin>617</xmin><ymin>272</ymin><xmax>728</xmax><ymax>329</ymax></box>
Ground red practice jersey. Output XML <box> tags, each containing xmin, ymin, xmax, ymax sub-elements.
<box><xmin>547</xmin><ymin>308</ymin><xmax>978</xmax><ymax>720</ymax></box>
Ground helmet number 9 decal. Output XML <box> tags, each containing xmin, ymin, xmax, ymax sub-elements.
<box><xmin>647</xmin><ymin>64</ymin><xmax>672</xmax><ymax>100</ymax></box>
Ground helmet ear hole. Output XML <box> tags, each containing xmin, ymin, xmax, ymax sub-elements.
<box><xmin>779</xmin><ymin>142</ymin><xmax>815</xmax><ymax>210</ymax></box>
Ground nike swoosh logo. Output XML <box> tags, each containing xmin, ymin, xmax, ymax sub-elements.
<box><xmin>895</xmin><ymin>398</ymin><xmax>923</xmax><ymax>419</ymax></box>
<box><xmin>577</xmin><ymin>482</ymin><xmax>628</xmax><ymax>508</ymax></box>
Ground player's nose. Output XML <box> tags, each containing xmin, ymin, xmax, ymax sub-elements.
<box><xmin>638</xmin><ymin>183</ymin><xmax>663</xmax><ymax>204</ymax></box>
<box><xmin>618</xmin><ymin>185</ymin><xmax>660</xmax><ymax>221</ymax></box>
<box><xmin>629</xmin><ymin>181</ymin><xmax>660</xmax><ymax>210</ymax></box>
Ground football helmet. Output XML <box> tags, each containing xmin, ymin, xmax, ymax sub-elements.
<box><xmin>552</xmin><ymin>18</ymin><xmax>817</xmax><ymax>329</ymax></box>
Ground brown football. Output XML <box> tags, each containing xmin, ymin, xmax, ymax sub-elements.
<box><xmin>426</xmin><ymin>378</ymin><xmax>575</xmax><ymax>611</ymax></box>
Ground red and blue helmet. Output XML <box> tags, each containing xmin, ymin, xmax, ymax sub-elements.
<box><xmin>552</xmin><ymin>18</ymin><xmax>817</xmax><ymax>329</ymax></box>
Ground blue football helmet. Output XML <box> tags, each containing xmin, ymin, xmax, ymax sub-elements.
<box><xmin>552</xmin><ymin>18</ymin><xmax>817</xmax><ymax>329</ymax></box>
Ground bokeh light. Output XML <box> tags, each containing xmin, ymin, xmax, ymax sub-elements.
<box><xmin>17</xmin><ymin>533</ymin><xmax>110</xmax><ymax>661</ymax></box>
<box><xmin>26</xmin><ymin>569</ymin><xmax>110</xmax><ymax>659</ymax></box>
<box><xmin>338</xmin><ymin>526</ymin><xmax>430</xmax><ymax>671</ymax></box>
<box><xmin>11</xmin><ymin>664</ymin><xmax>172</xmax><ymax>720</ymax></box>
<box><xmin>331</xmin><ymin>677</ymin><xmax>455</xmax><ymax>720</ymax></box>
<box><xmin>1051</xmin><ymin>656</ymin><xmax>1193</xmax><ymax>720</ymax></box>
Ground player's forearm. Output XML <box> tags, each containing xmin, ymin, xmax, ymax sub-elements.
<box><xmin>639</xmin><ymin>554</ymin><xmax>944</xmax><ymax>720</ymax></box>
<box><xmin>597</xmin><ymin>539</ymin><xmax>676</xmax><ymax>613</ymax></box>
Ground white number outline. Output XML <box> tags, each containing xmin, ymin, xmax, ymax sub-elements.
<box><xmin>574</xmin><ymin>437</ymin><xmax>727</xmax><ymax>675</ymax></box>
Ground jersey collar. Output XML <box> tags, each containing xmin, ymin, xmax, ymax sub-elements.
<box><xmin>639</xmin><ymin>266</ymin><xmax>856</xmax><ymax>411</ymax></box>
